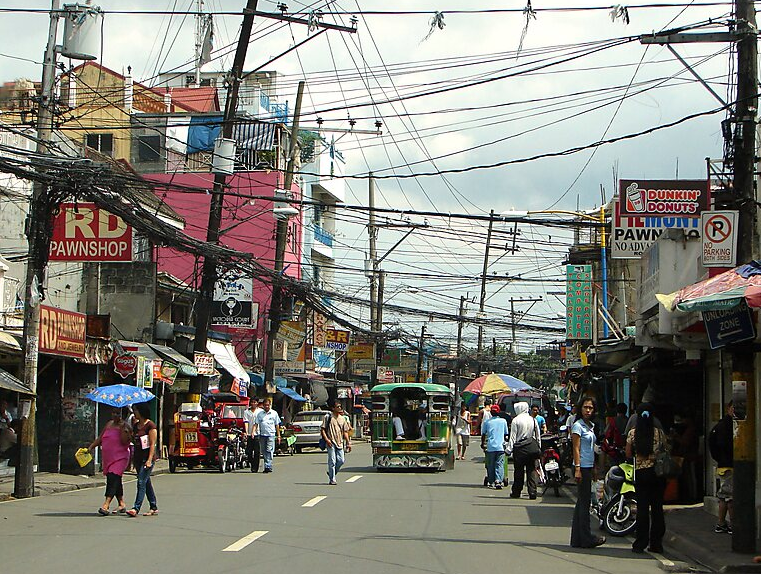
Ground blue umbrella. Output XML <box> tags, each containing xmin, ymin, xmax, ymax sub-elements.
<box><xmin>86</xmin><ymin>384</ymin><xmax>155</xmax><ymax>407</ymax></box>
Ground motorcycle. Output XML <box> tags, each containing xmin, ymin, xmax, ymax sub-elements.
<box><xmin>539</xmin><ymin>434</ymin><xmax>564</xmax><ymax>496</ymax></box>
<box><xmin>597</xmin><ymin>461</ymin><xmax>637</xmax><ymax>536</ymax></box>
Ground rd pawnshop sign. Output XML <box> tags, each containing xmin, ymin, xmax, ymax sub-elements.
<box><xmin>39</xmin><ymin>305</ymin><xmax>86</xmax><ymax>359</ymax></box>
<box><xmin>49</xmin><ymin>203</ymin><xmax>133</xmax><ymax>262</ymax></box>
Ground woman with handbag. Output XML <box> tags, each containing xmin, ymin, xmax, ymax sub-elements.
<box><xmin>625</xmin><ymin>403</ymin><xmax>667</xmax><ymax>553</ymax></box>
<box><xmin>570</xmin><ymin>397</ymin><xmax>606</xmax><ymax>548</ymax></box>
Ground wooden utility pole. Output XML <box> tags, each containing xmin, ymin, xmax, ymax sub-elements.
<box><xmin>264</xmin><ymin>80</ymin><xmax>305</xmax><ymax>385</ymax></box>
<box><xmin>510</xmin><ymin>296</ymin><xmax>542</xmax><ymax>355</ymax></box>
<box><xmin>193</xmin><ymin>0</ymin><xmax>260</xmax><ymax>392</ymax></box>
<box><xmin>456</xmin><ymin>295</ymin><xmax>466</xmax><ymax>357</ymax></box>
<box><xmin>16</xmin><ymin>0</ymin><xmax>61</xmax><ymax>499</ymax></box>
<box><xmin>368</xmin><ymin>174</ymin><xmax>378</xmax><ymax>331</ymax></box>
<box><xmin>730</xmin><ymin>0</ymin><xmax>757</xmax><ymax>553</ymax></box>
<box><xmin>416</xmin><ymin>323</ymin><xmax>427</xmax><ymax>383</ymax></box>
<box><xmin>476</xmin><ymin>210</ymin><xmax>494</xmax><ymax>359</ymax></box>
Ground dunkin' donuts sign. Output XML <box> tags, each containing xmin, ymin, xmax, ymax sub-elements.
<box><xmin>612</xmin><ymin>179</ymin><xmax>710</xmax><ymax>259</ymax></box>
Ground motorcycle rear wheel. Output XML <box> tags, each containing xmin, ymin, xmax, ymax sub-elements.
<box><xmin>602</xmin><ymin>494</ymin><xmax>637</xmax><ymax>536</ymax></box>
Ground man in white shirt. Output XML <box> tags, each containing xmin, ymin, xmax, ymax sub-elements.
<box><xmin>255</xmin><ymin>399</ymin><xmax>281</xmax><ymax>473</ymax></box>
<box><xmin>243</xmin><ymin>399</ymin><xmax>263</xmax><ymax>472</ymax></box>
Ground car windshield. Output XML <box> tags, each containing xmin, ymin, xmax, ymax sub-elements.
<box><xmin>295</xmin><ymin>413</ymin><xmax>329</xmax><ymax>422</ymax></box>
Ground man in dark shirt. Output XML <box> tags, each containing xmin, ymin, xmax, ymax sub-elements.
<box><xmin>709</xmin><ymin>401</ymin><xmax>734</xmax><ymax>534</ymax></box>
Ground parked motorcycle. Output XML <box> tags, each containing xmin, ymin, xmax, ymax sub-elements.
<box><xmin>597</xmin><ymin>462</ymin><xmax>637</xmax><ymax>536</ymax></box>
<box><xmin>539</xmin><ymin>434</ymin><xmax>564</xmax><ymax>496</ymax></box>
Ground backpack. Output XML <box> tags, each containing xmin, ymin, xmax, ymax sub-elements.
<box><xmin>708</xmin><ymin>417</ymin><xmax>732</xmax><ymax>466</ymax></box>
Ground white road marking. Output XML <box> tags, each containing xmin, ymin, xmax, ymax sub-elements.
<box><xmin>222</xmin><ymin>530</ymin><xmax>268</xmax><ymax>552</ymax></box>
<box><xmin>346</xmin><ymin>475</ymin><xmax>363</xmax><ymax>483</ymax></box>
<box><xmin>302</xmin><ymin>495</ymin><xmax>327</xmax><ymax>507</ymax></box>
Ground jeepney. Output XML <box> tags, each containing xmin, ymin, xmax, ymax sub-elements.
<box><xmin>370</xmin><ymin>382</ymin><xmax>455</xmax><ymax>471</ymax></box>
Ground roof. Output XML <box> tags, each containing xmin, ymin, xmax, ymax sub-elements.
<box><xmin>154</xmin><ymin>87</ymin><xmax>220</xmax><ymax>113</ymax></box>
<box><xmin>371</xmin><ymin>383</ymin><xmax>452</xmax><ymax>393</ymax></box>
<box><xmin>0</xmin><ymin>368</ymin><xmax>34</xmax><ymax>395</ymax></box>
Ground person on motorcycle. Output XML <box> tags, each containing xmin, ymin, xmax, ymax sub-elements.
<box><xmin>626</xmin><ymin>404</ymin><xmax>667</xmax><ymax>554</ymax></box>
<box><xmin>506</xmin><ymin>402</ymin><xmax>541</xmax><ymax>500</ymax></box>
<box><xmin>570</xmin><ymin>397</ymin><xmax>606</xmax><ymax>548</ymax></box>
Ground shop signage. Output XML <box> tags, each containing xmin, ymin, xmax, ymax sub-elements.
<box><xmin>379</xmin><ymin>348</ymin><xmax>402</xmax><ymax>367</ymax></box>
<box><xmin>348</xmin><ymin>343</ymin><xmax>375</xmax><ymax>360</ymax></box>
<box><xmin>313</xmin><ymin>312</ymin><xmax>327</xmax><ymax>347</ymax></box>
<box><xmin>160</xmin><ymin>361</ymin><xmax>179</xmax><ymax>385</ymax></box>
<box><xmin>566</xmin><ymin>265</ymin><xmax>592</xmax><ymax>340</ymax></box>
<box><xmin>49</xmin><ymin>203</ymin><xmax>133</xmax><ymax>262</ymax></box>
<box><xmin>325</xmin><ymin>328</ymin><xmax>350</xmax><ymax>351</ymax></box>
<box><xmin>113</xmin><ymin>354</ymin><xmax>137</xmax><ymax>378</ymax></box>
<box><xmin>701</xmin><ymin>210</ymin><xmax>738</xmax><ymax>267</ymax></box>
<box><xmin>274</xmin><ymin>360</ymin><xmax>306</xmax><ymax>376</ymax></box>
<box><xmin>377</xmin><ymin>367</ymin><xmax>394</xmax><ymax>383</ymax></box>
<box><xmin>611</xmin><ymin>179</ymin><xmax>710</xmax><ymax>259</ymax></box>
<box><xmin>194</xmin><ymin>352</ymin><xmax>215</xmax><ymax>375</ymax></box>
<box><xmin>702</xmin><ymin>302</ymin><xmax>755</xmax><ymax>349</ymax></box>
<box><xmin>39</xmin><ymin>305</ymin><xmax>86</xmax><ymax>358</ymax></box>
<box><xmin>211</xmin><ymin>272</ymin><xmax>257</xmax><ymax>327</ymax></box>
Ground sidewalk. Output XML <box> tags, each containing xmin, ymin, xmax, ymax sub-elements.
<box><xmin>0</xmin><ymin>459</ymin><xmax>169</xmax><ymax>502</ymax></box>
<box><xmin>665</xmin><ymin>505</ymin><xmax>761</xmax><ymax>573</ymax></box>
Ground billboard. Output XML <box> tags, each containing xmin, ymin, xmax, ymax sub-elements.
<box><xmin>211</xmin><ymin>272</ymin><xmax>258</xmax><ymax>327</ymax></box>
<box><xmin>39</xmin><ymin>305</ymin><xmax>86</xmax><ymax>358</ymax></box>
<box><xmin>49</xmin><ymin>203</ymin><xmax>133</xmax><ymax>262</ymax></box>
<box><xmin>611</xmin><ymin>178</ymin><xmax>710</xmax><ymax>259</ymax></box>
<box><xmin>566</xmin><ymin>265</ymin><xmax>592</xmax><ymax>340</ymax></box>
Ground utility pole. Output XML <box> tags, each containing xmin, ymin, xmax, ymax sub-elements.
<box><xmin>264</xmin><ymin>80</ymin><xmax>305</xmax><ymax>386</ymax></box>
<box><xmin>368</xmin><ymin>174</ymin><xmax>378</xmax><ymax>331</ymax></box>
<box><xmin>193</xmin><ymin>0</ymin><xmax>205</xmax><ymax>87</ymax></box>
<box><xmin>377</xmin><ymin>270</ymin><xmax>385</xmax><ymax>332</ymax></box>
<box><xmin>15</xmin><ymin>0</ymin><xmax>60</xmax><ymax>499</ymax></box>
<box><xmin>476</xmin><ymin>210</ymin><xmax>494</xmax><ymax>359</ymax></box>
<box><xmin>730</xmin><ymin>0</ymin><xmax>758</xmax><ymax>553</ymax></box>
<box><xmin>456</xmin><ymin>295</ymin><xmax>466</xmax><ymax>357</ymax></box>
<box><xmin>510</xmin><ymin>296</ymin><xmax>542</xmax><ymax>355</ymax></box>
<box><xmin>193</xmin><ymin>0</ymin><xmax>259</xmax><ymax>393</ymax></box>
<box><xmin>416</xmin><ymin>323</ymin><xmax>427</xmax><ymax>384</ymax></box>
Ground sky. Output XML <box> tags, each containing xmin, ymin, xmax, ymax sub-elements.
<box><xmin>0</xmin><ymin>1</ymin><xmax>737</xmax><ymax>355</ymax></box>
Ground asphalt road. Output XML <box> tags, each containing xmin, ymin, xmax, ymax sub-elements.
<box><xmin>0</xmin><ymin>443</ymin><xmax>681</xmax><ymax>574</ymax></box>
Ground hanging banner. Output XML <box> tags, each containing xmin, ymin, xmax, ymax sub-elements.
<box><xmin>194</xmin><ymin>352</ymin><xmax>216</xmax><ymax>375</ymax></box>
<box><xmin>348</xmin><ymin>343</ymin><xmax>375</xmax><ymax>360</ymax></box>
<box><xmin>39</xmin><ymin>305</ymin><xmax>86</xmax><ymax>359</ymax></box>
<box><xmin>211</xmin><ymin>272</ymin><xmax>258</xmax><ymax>327</ymax></box>
<box><xmin>566</xmin><ymin>265</ymin><xmax>592</xmax><ymax>340</ymax></box>
<box><xmin>313</xmin><ymin>312</ymin><xmax>327</xmax><ymax>347</ymax></box>
<box><xmin>49</xmin><ymin>203</ymin><xmax>133</xmax><ymax>262</ymax></box>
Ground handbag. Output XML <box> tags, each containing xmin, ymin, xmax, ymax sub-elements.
<box><xmin>652</xmin><ymin>429</ymin><xmax>681</xmax><ymax>478</ymax></box>
<box><xmin>513</xmin><ymin>436</ymin><xmax>541</xmax><ymax>459</ymax></box>
<box><xmin>318</xmin><ymin>414</ymin><xmax>330</xmax><ymax>451</ymax></box>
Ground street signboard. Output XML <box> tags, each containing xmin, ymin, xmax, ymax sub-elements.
<box><xmin>212</xmin><ymin>272</ymin><xmax>257</xmax><ymax>327</ymax></box>
<box><xmin>49</xmin><ymin>203</ymin><xmax>133</xmax><ymax>262</ymax></box>
<box><xmin>348</xmin><ymin>343</ymin><xmax>374</xmax><ymax>359</ymax></box>
<box><xmin>39</xmin><ymin>305</ymin><xmax>86</xmax><ymax>358</ymax></box>
<box><xmin>325</xmin><ymin>328</ymin><xmax>350</xmax><ymax>351</ymax></box>
<box><xmin>377</xmin><ymin>367</ymin><xmax>394</xmax><ymax>383</ymax></box>
<box><xmin>566</xmin><ymin>265</ymin><xmax>592</xmax><ymax>340</ymax></box>
<box><xmin>701</xmin><ymin>210</ymin><xmax>738</xmax><ymax>267</ymax></box>
<box><xmin>702</xmin><ymin>302</ymin><xmax>756</xmax><ymax>349</ymax></box>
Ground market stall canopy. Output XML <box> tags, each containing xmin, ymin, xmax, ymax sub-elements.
<box><xmin>0</xmin><ymin>368</ymin><xmax>34</xmax><ymax>395</ymax></box>
<box><xmin>463</xmin><ymin>373</ymin><xmax>533</xmax><ymax>396</ymax></box>
<box><xmin>248</xmin><ymin>371</ymin><xmax>265</xmax><ymax>387</ymax></box>
<box><xmin>658</xmin><ymin>261</ymin><xmax>761</xmax><ymax>312</ymax></box>
<box><xmin>206</xmin><ymin>340</ymin><xmax>250</xmax><ymax>384</ymax></box>
<box><xmin>277</xmin><ymin>387</ymin><xmax>307</xmax><ymax>402</ymax></box>
<box><xmin>118</xmin><ymin>340</ymin><xmax>161</xmax><ymax>361</ymax></box>
<box><xmin>0</xmin><ymin>330</ymin><xmax>21</xmax><ymax>353</ymax></box>
<box><xmin>148</xmin><ymin>344</ymin><xmax>198</xmax><ymax>377</ymax></box>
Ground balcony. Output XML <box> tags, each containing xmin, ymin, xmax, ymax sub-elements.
<box><xmin>311</xmin><ymin>225</ymin><xmax>333</xmax><ymax>260</ymax></box>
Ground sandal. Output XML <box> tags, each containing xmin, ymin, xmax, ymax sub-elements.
<box><xmin>112</xmin><ymin>507</ymin><xmax>126</xmax><ymax>515</ymax></box>
<box><xmin>125</xmin><ymin>509</ymin><xmax>138</xmax><ymax>517</ymax></box>
<box><xmin>143</xmin><ymin>509</ymin><xmax>159</xmax><ymax>516</ymax></box>
<box><xmin>97</xmin><ymin>508</ymin><xmax>110</xmax><ymax>516</ymax></box>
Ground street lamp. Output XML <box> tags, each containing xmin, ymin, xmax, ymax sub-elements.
<box><xmin>499</xmin><ymin>207</ymin><xmax>609</xmax><ymax>338</ymax></box>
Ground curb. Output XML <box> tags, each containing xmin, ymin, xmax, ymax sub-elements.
<box><xmin>0</xmin><ymin>465</ymin><xmax>170</xmax><ymax>503</ymax></box>
<box><xmin>663</xmin><ymin>530</ymin><xmax>761</xmax><ymax>573</ymax></box>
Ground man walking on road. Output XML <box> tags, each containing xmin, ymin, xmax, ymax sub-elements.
<box><xmin>243</xmin><ymin>398</ymin><xmax>263</xmax><ymax>472</ymax></box>
<box><xmin>481</xmin><ymin>404</ymin><xmax>508</xmax><ymax>489</ymax></box>
<box><xmin>507</xmin><ymin>402</ymin><xmax>541</xmax><ymax>499</ymax></box>
<box><xmin>255</xmin><ymin>399</ymin><xmax>281</xmax><ymax>473</ymax></box>
<box><xmin>709</xmin><ymin>401</ymin><xmax>734</xmax><ymax>534</ymax></box>
<box><xmin>321</xmin><ymin>402</ymin><xmax>352</xmax><ymax>485</ymax></box>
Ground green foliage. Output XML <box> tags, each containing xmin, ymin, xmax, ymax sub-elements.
<box><xmin>298</xmin><ymin>130</ymin><xmax>322</xmax><ymax>164</ymax></box>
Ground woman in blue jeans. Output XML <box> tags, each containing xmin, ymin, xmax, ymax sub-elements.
<box><xmin>126</xmin><ymin>402</ymin><xmax>158</xmax><ymax>517</ymax></box>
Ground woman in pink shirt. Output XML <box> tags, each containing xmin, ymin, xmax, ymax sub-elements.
<box><xmin>88</xmin><ymin>408</ymin><xmax>132</xmax><ymax>515</ymax></box>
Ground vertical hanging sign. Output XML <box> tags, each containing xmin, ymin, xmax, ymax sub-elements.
<box><xmin>566</xmin><ymin>264</ymin><xmax>593</xmax><ymax>340</ymax></box>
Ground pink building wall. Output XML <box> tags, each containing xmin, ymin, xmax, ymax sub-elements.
<box><xmin>147</xmin><ymin>171</ymin><xmax>302</xmax><ymax>366</ymax></box>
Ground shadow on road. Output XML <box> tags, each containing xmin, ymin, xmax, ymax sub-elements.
<box><xmin>35</xmin><ymin>512</ymin><xmax>106</xmax><ymax>518</ymax></box>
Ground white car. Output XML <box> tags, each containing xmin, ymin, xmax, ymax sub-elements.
<box><xmin>288</xmin><ymin>410</ymin><xmax>330</xmax><ymax>452</ymax></box>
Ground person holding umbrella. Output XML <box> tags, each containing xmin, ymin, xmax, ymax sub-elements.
<box><xmin>87</xmin><ymin>407</ymin><xmax>132</xmax><ymax>515</ymax></box>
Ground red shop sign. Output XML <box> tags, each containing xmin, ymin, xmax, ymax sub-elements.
<box><xmin>113</xmin><ymin>354</ymin><xmax>138</xmax><ymax>378</ymax></box>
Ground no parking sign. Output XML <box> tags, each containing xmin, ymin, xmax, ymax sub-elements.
<box><xmin>701</xmin><ymin>211</ymin><xmax>738</xmax><ymax>267</ymax></box>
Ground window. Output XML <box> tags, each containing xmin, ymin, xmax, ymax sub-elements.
<box><xmin>85</xmin><ymin>133</ymin><xmax>113</xmax><ymax>156</ymax></box>
<box><xmin>138</xmin><ymin>135</ymin><xmax>161</xmax><ymax>162</ymax></box>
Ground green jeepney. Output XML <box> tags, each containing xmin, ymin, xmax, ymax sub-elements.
<box><xmin>370</xmin><ymin>382</ymin><xmax>455</xmax><ymax>471</ymax></box>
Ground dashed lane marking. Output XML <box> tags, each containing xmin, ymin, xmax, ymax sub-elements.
<box><xmin>222</xmin><ymin>530</ymin><xmax>268</xmax><ymax>552</ymax></box>
<box><xmin>302</xmin><ymin>496</ymin><xmax>327</xmax><ymax>507</ymax></box>
<box><xmin>346</xmin><ymin>475</ymin><xmax>363</xmax><ymax>483</ymax></box>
